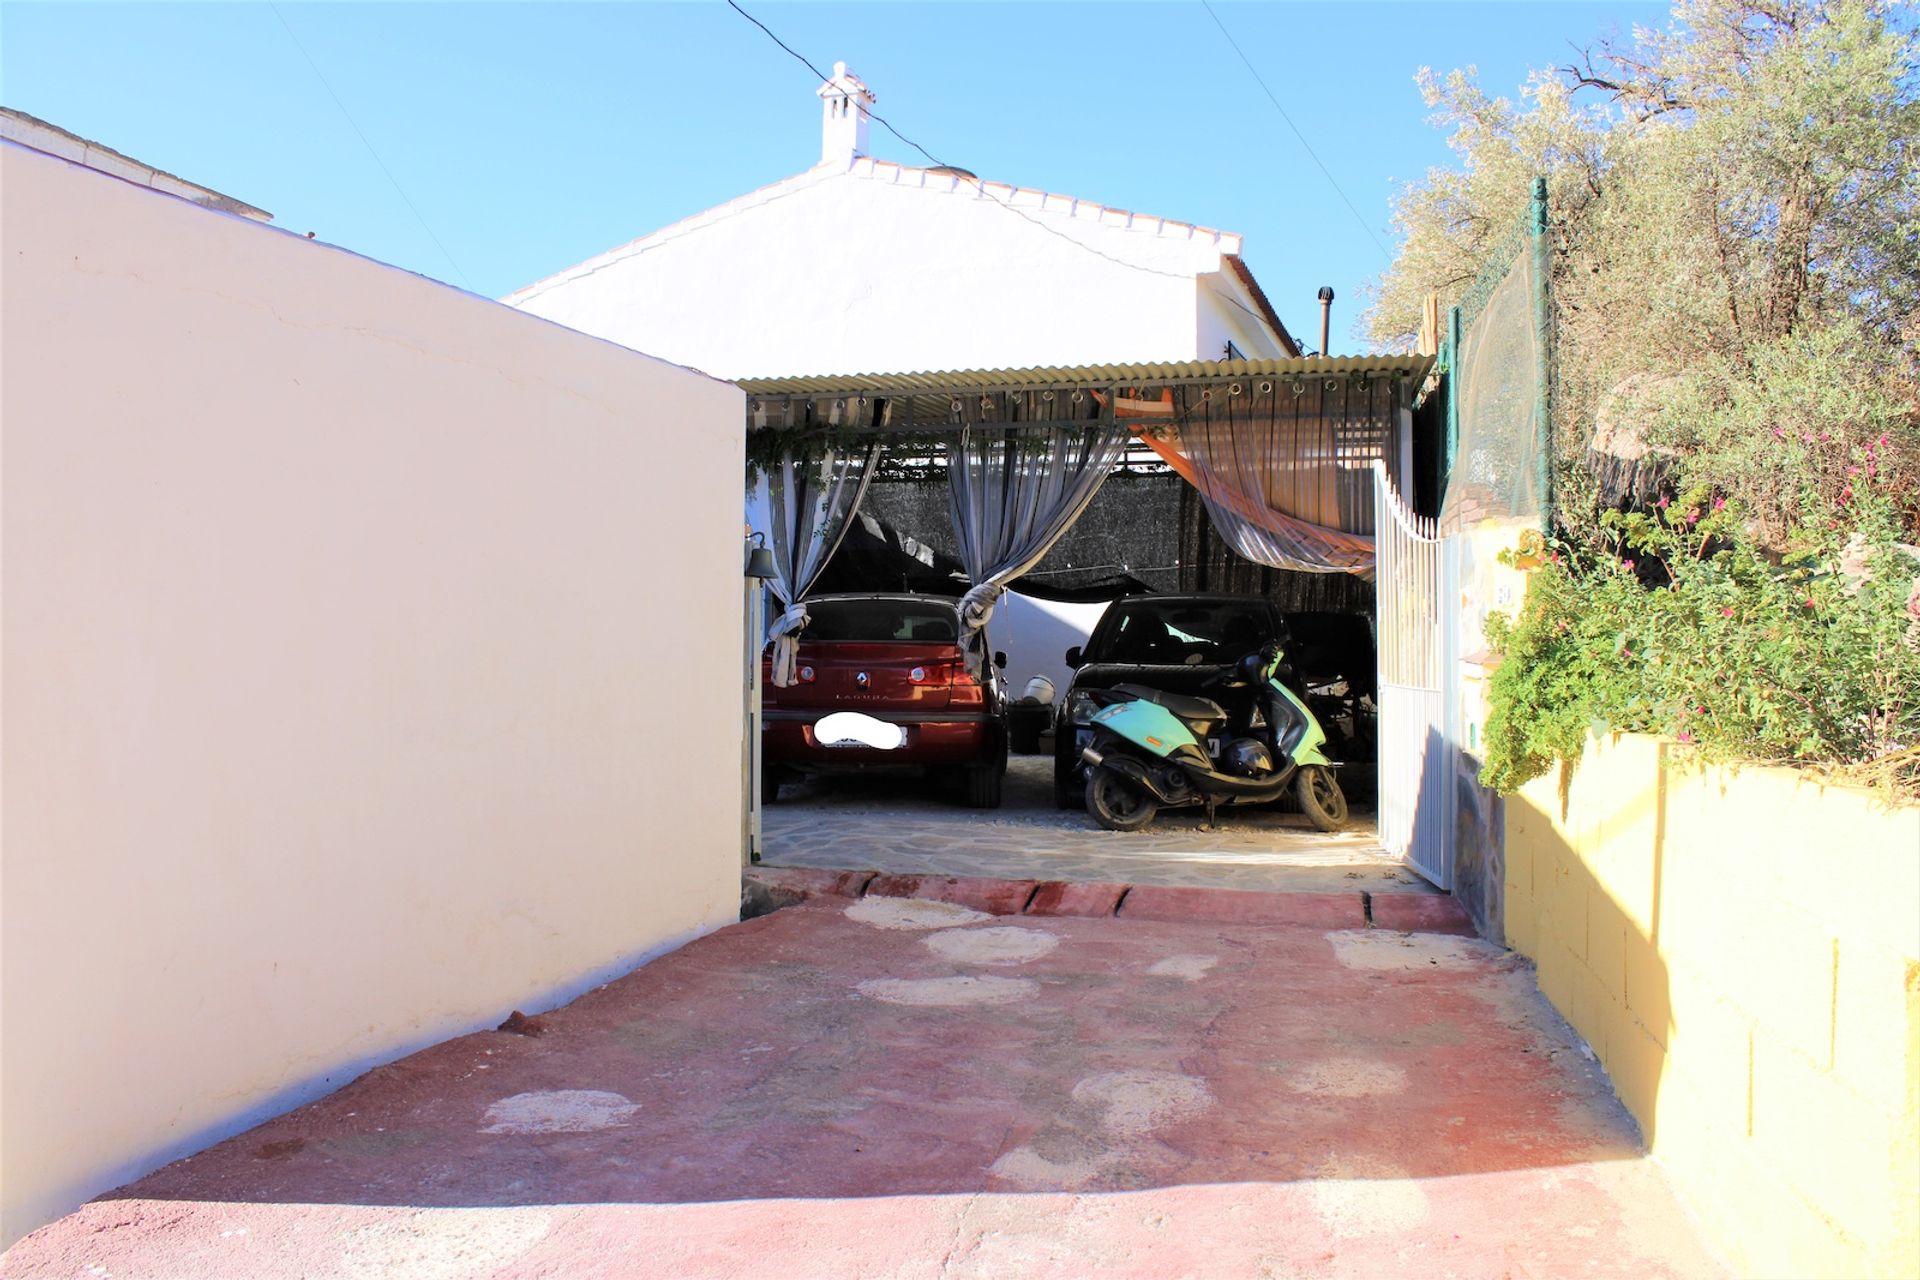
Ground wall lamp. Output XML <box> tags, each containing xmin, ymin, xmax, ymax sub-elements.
<box><xmin>744</xmin><ymin>532</ymin><xmax>777</xmax><ymax>580</ymax></box>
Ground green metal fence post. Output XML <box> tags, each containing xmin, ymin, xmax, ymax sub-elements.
<box><xmin>1444</xmin><ymin>303</ymin><xmax>1463</xmax><ymax>485</ymax></box>
<box><xmin>1530</xmin><ymin>175</ymin><xmax>1552</xmax><ymax>531</ymax></box>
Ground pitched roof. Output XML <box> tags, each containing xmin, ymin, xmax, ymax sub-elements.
<box><xmin>505</xmin><ymin>157</ymin><xmax>1296</xmax><ymax>352</ymax></box>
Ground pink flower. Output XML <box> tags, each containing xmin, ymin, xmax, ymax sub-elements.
<box><xmin>1878</xmin><ymin>434</ymin><xmax>1890</xmax><ymax>448</ymax></box>
<box><xmin>1677</xmin><ymin>730</ymin><xmax>1693</xmax><ymax>744</ymax></box>
<box><xmin>1720</xmin><ymin>607</ymin><xmax>1735</xmax><ymax>617</ymax></box>
<box><xmin>1623</xmin><ymin>559</ymin><xmax>1635</xmax><ymax>572</ymax></box>
<box><xmin>1657</xmin><ymin>495</ymin><xmax>1670</xmax><ymax>509</ymax></box>
<box><xmin>1848</xmin><ymin>466</ymin><xmax>1861</xmax><ymax>476</ymax></box>
<box><xmin>1696</xmin><ymin>705</ymin><xmax>1707</xmax><ymax>715</ymax></box>
<box><xmin>1803</xmin><ymin>433</ymin><xmax>1816</xmax><ymax>444</ymax></box>
<box><xmin>1819</xmin><ymin>431</ymin><xmax>1831</xmax><ymax>442</ymax></box>
<box><xmin>1773</xmin><ymin>428</ymin><xmax>1786</xmax><ymax>439</ymax></box>
<box><xmin>1713</xmin><ymin>496</ymin><xmax>1726</xmax><ymax>511</ymax></box>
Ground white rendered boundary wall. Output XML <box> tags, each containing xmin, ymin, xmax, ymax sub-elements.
<box><xmin>0</xmin><ymin>142</ymin><xmax>745</xmax><ymax>1245</ymax></box>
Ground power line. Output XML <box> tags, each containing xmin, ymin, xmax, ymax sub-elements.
<box><xmin>268</xmin><ymin>2</ymin><xmax>474</xmax><ymax>290</ymax></box>
<box><xmin>1197</xmin><ymin>0</ymin><xmax>1392</xmax><ymax>263</ymax></box>
<box><xmin>723</xmin><ymin>0</ymin><xmax>956</xmax><ymax>177</ymax></box>
<box><xmin>723</xmin><ymin>0</ymin><xmax>1194</xmax><ymax>283</ymax></box>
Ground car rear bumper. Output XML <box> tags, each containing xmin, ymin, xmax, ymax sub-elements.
<box><xmin>763</xmin><ymin>710</ymin><xmax>997</xmax><ymax>769</ymax></box>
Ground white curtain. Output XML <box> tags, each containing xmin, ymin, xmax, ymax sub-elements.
<box><xmin>1171</xmin><ymin>418</ymin><xmax>1376</xmax><ymax>577</ymax></box>
<box><xmin>1125</xmin><ymin>393</ymin><xmax>1377</xmax><ymax>577</ymax></box>
<box><xmin>753</xmin><ymin>443</ymin><xmax>879</xmax><ymax>685</ymax></box>
<box><xmin>947</xmin><ymin>424</ymin><xmax>1128</xmax><ymax>633</ymax></box>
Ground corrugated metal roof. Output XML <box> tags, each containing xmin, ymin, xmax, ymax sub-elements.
<box><xmin>739</xmin><ymin>355</ymin><xmax>1432</xmax><ymax>399</ymax></box>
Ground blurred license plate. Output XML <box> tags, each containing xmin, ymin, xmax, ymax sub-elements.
<box><xmin>815</xmin><ymin>712</ymin><xmax>906</xmax><ymax>750</ymax></box>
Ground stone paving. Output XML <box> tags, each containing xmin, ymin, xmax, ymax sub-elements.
<box><xmin>4</xmin><ymin>896</ymin><xmax>1724</xmax><ymax>1279</ymax></box>
<box><xmin>763</xmin><ymin>753</ymin><xmax>1433</xmax><ymax>895</ymax></box>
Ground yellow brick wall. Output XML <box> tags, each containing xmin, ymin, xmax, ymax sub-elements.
<box><xmin>1505</xmin><ymin>732</ymin><xmax>1920</xmax><ymax>1279</ymax></box>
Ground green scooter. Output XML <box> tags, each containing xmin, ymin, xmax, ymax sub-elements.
<box><xmin>1080</xmin><ymin>641</ymin><xmax>1348</xmax><ymax>833</ymax></box>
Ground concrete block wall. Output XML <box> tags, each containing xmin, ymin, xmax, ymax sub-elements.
<box><xmin>1505</xmin><ymin>732</ymin><xmax>1920</xmax><ymax>1278</ymax></box>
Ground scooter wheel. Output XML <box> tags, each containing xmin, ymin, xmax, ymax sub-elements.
<box><xmin>1086</xmin><ymin>766</ymin><xmax>1158</xmax><ymax>832</ymax></box>
<box><xmin>1297</xmin><ymin>765</ymin><xmax>1348</xmax><ymax>831</ymax></box>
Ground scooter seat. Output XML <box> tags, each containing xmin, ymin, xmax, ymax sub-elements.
<box><xmin>1111</xmin><ymin>684</ymin><xmax>1228</xmax><ymax>729</ymax></box>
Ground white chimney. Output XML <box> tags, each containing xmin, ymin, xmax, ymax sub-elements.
<box><xmin>817</xmin><ymin>61</ymin><xmax>875</xmax><ymax>166</ymax></box>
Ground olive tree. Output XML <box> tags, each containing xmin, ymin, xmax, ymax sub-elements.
<box><xmin>1367</xmin><ymin>0</ymin><xmax>1919</xmax><ymax>545</ymax></box>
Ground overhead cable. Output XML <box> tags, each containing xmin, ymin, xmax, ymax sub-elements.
<box><xmin>268</xmin><ymin>1</ymin><xmax>475</xmax><ymax>290</ymax></box>
<box><xmin>723</xmin><ymin>0</ymin><xmax>1198</xmax><ymax>284</ymax></box>
<box><xmin>1198</xmin><ymin>0</ymin><xmax>1392</xmax><ymax>263</ymax></box>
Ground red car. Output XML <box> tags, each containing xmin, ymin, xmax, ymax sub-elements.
<box><xmin>761</xmin><ymin>593</ymin><xmax>1009</xmax><ymax>808</ymax></box>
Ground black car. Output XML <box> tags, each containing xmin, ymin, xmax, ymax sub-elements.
<box><xmin>1051</xmin><ymin>595</ymin><xmax>1375</xmax><ymax>808</ymax></box>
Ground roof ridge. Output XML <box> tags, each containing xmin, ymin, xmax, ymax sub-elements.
<box><xmin>843</xmin><ymin>155</ymin><xmax>1243</xmax><ymax>253</ymax></box>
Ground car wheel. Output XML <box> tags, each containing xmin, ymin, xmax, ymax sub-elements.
<box><xmin>963</xmin><ymin>764</ymin><xmax>1003</xmax><ymax>809</ymax></box>
<box><xmin>1296</xmin><ymin>765</ymin><xmax>1348</xmax><ymax>831</ymax></box>
<box><xmin>1085</xmin><ymin>765</ymin><xmax>1157</xmax><ymax>832</ymax></box>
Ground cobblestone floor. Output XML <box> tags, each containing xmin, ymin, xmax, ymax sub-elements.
<box><xmin>762</xmin><ymin>754</ymin><xmax>1432</xmax><ymax>894</ymax></box>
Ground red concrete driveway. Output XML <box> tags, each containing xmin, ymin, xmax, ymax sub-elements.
<box><xmin>4</xmin><ymin>890</ymin><xmax>1722</xmax><ymax>1279</ymax></box>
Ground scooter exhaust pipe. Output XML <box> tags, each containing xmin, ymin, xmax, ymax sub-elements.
<box><xmin>1090</xmin><ymin>741</ymin><xmax>1297</xmax><ymax>804</ymax></box>
<box><xmin>1085</xmin><ymin>749</ymin><xmax>1190</xmax><ymax>805</ymax></box>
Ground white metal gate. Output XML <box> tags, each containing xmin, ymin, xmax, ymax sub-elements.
<box><xmin>1372</xmin><ymin>463</ymin><xmax>1455</xmax><ymax>889</ymax></box>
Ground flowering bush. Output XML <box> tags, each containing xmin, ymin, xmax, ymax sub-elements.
<box><xmin>1482</xmin><ymin>477</ymin><xmax>1920</xmax><ymax>799</ymax></box>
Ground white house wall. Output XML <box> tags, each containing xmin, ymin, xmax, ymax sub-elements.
<box><xmin>1197</xmin><ymin>271</ymin><xmax>1290</xmax><ymax>362</ymax></box>
<box><xmin>511</xmin><ymin>167</ymin><xmax>1242</xmax><ymax>378</ymax></box>
<box><xmin>996</xmin><ymin>594</ymin><xmax>1115</xmax><ymax>708</ymax></box>
<box><xmin>0</xmin><ymin>142</ymin><xmax>745</xmax><ymax>1245</ymax></box>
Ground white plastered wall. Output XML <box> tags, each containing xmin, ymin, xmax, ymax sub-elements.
<box><xmin>994</xmin><ymin>594</ymin><xmax>1114</xmax><ymax>706</ymax></box>
<box><xmin>1197</xmin><ymin>272</ymin><xmax>1291</xmax><ymax>361</ymax></box>
<box><xmin>0</xmin><ymin>142</ymin><xmax>745</xmax><ymax>1246</ymax></box>
<box><xmin>509</xmin><ymin>166</ymin><xmax>1235</xmax><ymax>378</ymax></box>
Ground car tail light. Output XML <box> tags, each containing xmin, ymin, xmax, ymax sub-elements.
<box><xmin>909</xmin><ymin>662</ymin><xmax>961</xmax><ymax>686</ymax></box>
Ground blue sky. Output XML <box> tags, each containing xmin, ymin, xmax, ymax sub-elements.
<box><xmin>2</xmin><ymin>1</ymin><xmax>1668</xmax><ymax>350</ymax></box>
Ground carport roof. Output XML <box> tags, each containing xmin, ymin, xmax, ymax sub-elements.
<box><xmin>738</xmin><ymin>355</ymin><xmax>1431</xmax><ymax>400</ymax></box>
<box><xmin>740</xmin><ymin>355</ymin><xmax>1436</xmax><ymax>432</ymax></box>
